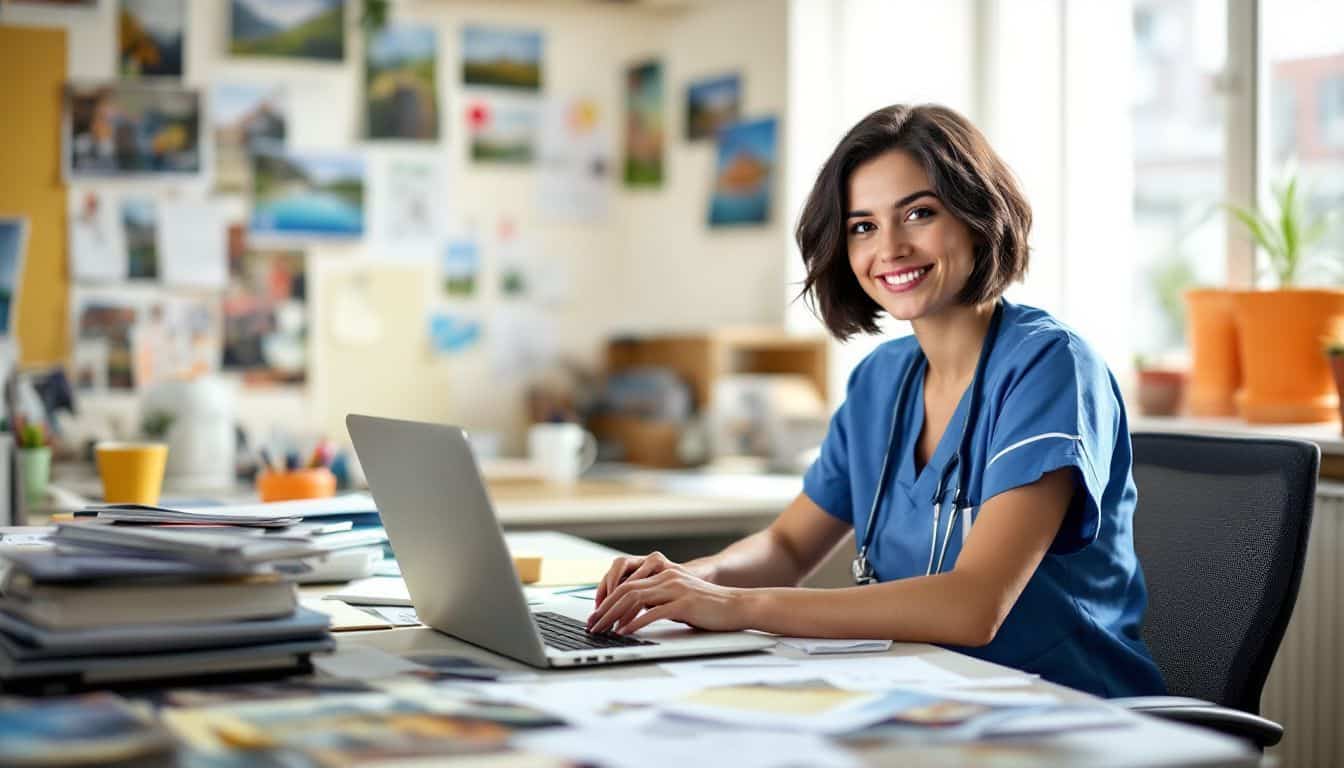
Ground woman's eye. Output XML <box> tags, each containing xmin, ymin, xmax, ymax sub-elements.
<box><xmin>906</xmin><ymin>207</ymin><xmax>935</xmax><ymax>222</ymax></box>
<box><xmin>849</xmin><ymin>221</ymin><xmax>875</xmax><ymax>235</ymax></box>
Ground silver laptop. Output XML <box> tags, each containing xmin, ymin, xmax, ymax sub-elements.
<box><xmin>346</xmin><ymin>414</ymin><xmax>776</xmax><ymax>668</ymax></box>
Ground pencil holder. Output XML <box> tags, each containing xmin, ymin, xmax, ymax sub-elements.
<box><xmin>257</xmin><ymin>467</ymin><xmax>337</xmax><ymax>502</ymax></box>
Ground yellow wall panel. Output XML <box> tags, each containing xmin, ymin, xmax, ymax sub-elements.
<box><xmin>0</xmin><ymin>25</ymin><xmax>67</xmax><ymax>366</ymax></box>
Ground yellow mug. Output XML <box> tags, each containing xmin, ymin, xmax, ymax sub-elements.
<box><xmin>95</xmin><ymin>442</ymin><xmax>169</xmax><ymax>505</ymax></box>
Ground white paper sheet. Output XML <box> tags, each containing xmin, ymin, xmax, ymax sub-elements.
<box><xmin>323</xmin><ymin>576</ymin><xmax>411</xmax><ymax>606</ymax></box>
<box><xmin>68</xmin><ymin>188</ymin><xmax>127</xmax><ymax>282</ymax></box>
<box><xmin>516</xmin><ymin>722</ymin><xmax>860</xmax><ymax>768</ymax></box>
<box><xmin>776</xmin><ymin>637</ymin><xmax>893</xmax><ymax>655</ymax></box>
<box><xmin>658</xmin><ymin>655</ymin><xmax>968</xmax><ymax>688</ymax></box>
<box><xmin>159</xmin><ymin>201</ymin><xmax>228</xmax><ymax>288</ymax></box>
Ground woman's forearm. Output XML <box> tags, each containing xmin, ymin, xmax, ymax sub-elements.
<box><xmin>738</xmin><ymin>571</ymin><xmax>1003</xmax><ymax>647</ymax></box>
<box><xmin>687</xmin><ymin>527</ymin><xmax>812</xmax><ymax>588</ymax></box>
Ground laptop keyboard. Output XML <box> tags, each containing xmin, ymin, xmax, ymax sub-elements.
<box><xmin>534</xmin><ymin>612</ymin><xmax>657</xmax><ymax>651</ymax></box>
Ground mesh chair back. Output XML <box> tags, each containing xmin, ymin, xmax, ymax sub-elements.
<box><xmin>1130</xmin><ymin>432</ymin><xmax>1318</xmax><ymax>714</ymax></box>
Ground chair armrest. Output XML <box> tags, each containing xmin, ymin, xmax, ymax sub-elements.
<box><xmin>1113</xmin><ymin>696</ymin><xmax>1283</xmax><ymax>748</ymax></box>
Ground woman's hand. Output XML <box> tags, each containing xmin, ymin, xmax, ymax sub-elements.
<box><xmin>592</xmin><ymin>551</ymin><xmax>710</xmax><ymax>606</ymax></box>
<box><xmin>587</xmin><ymin>566</ymin><xmax>749</xmax><ymax>635</ymax></box>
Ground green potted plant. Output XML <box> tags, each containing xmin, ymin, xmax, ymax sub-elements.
<box><xmin>15</xmin><ymin>418</ymin><xmax>51</xmax><ymax>506</ymax></box>
<box><xmin>1227</xmin><ymin>175</ymin><xmax>1342</xmax><ymax>423</ymax></box>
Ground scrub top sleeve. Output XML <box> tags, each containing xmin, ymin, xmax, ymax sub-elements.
<box><xmin>980</xmin><ymin>338</ymin><xmax>1115</xmax><ymax>554</ymax></box>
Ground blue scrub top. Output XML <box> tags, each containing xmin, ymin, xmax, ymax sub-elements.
<box><xmin>803</xmin><ymin>300</ymin><xmax>1166</xmax><ymax>698</ymax></box>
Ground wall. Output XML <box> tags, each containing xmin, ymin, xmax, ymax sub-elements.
<box><xmin>0</xmin><ymin>0</ymin><xmax>791</xmax><ymax>453</ymax></box>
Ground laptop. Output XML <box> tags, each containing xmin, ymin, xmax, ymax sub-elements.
<box><xmin>346</xmin><ymin>414</ymin><xmax>776</xmax><ymax>668</ymax></box>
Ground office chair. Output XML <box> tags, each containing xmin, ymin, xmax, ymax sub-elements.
<box><xmin>1114</xmin><ymin>432</ymin><xmax>1319</xmax><ymax>749</ymax></box>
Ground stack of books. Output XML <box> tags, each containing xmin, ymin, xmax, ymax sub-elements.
<box><xmin>0</xmin><ymin>524</ymin><xmax>335</xmax><ymax>693</ymax></box>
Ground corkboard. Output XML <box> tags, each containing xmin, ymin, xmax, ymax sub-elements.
<box><xmin>0</xmin><ymin>25</ymin><xmax>67</xmax><ymax>366</ymax></box>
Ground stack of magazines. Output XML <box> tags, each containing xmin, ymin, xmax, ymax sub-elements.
<box><xmin>0</xmin><ymin>524</ymin><xmax>335</xmax><ymax>694</ymax></box>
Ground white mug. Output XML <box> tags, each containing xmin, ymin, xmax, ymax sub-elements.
<box><xmin>528</xmin><ymin>423</ymin><xmax>598</xmax><ymax>484</ymax></box>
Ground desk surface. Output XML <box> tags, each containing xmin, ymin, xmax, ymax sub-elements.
<box><xmin>313</xmin><ymin>531</ymin><xmax>1255</xmax><ymax>768</ymax></box>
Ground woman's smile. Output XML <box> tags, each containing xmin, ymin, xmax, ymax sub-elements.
<box><xmin>876</xmin><ymin>265</ymin><xmax>933</xmax><ymax>293</ymax></box>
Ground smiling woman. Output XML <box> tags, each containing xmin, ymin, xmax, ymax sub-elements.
<box><xmin>586</xmin><ymin>104</ymin><xmax>1167</xmax><ymax>701</ymax></box>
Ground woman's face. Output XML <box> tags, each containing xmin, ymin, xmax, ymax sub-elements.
<box><xmin>846</xmin><ymin>149</ymin><xmax>977</xmax><ymax>323</ymax></box>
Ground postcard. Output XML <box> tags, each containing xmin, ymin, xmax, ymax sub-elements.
<box><xmin>133</xmin><ymin>294</ymin><xmax>222</xmax><ymax>388</ymax></box>
<box><xmin>462</xmin><ymin>25</ymin><xmax>542</xmax><ymax>91</ymax></box>
<box><xmin>624</xmin><ymin>60</ymin><xmax>664</xmax><ymax>186</ymax></box>
<box><xmin>119</xmin><ymin>0</ymin><xmax>185</xmax><ymax>78</ymax></box>
<box><xmin>468</xmin><ymin>97</ymin><xmax>539</xmax><ymax>164</ymax></box>
<box><xmin>68</xmin><ymin>189</ymin><xmax>127</xmax><ymax>282</ymax></box>
<box><xmin>121</xmin><ymin>196</ymin><xmax>158</xmax><ymax>280</ymax></box>
<box><xmin>212</xmin><ymin>82</ymin><xmax>286</xmax><ymax>194</ymax></box>
<box><xmin>251</xmin><ymin>148</ymin><xmax>365</xmax><ymax>238</ymax></box>
<box><xmin>708</xmin><ymin>116</ymin><xmax>778</xmax><ymax>226</ymax></box>
<box><xmin>686</xmin><ymin>73</ymin><xmax>741</xmax><ymax>140</ymax></box>
<box><xmin>428</xmin><ymin>311</ymin><xmax>481</xmax><ymax>356</ymax></box>
<box><xmin>229</xmin><ymin>0</ymin><xmax>344</xmax><ymax>61</ymax></box>
<box><xmin>537</xmin><ymin>97</ymin><xmax>610</xmax><ymax>222</ymax></box>
<box><xmin>440</xmin><ymin>231</ymin><xmax>480</xmax><ymax>297</ymax></box>
<box><xmin>374</xmin><ymin>156</ymin><xmax>446</xmax><ymax>257</ymax></box>
<box><xmin>223</xmin><ymin>229</ymin><xmax>307</xmax><ymax>385</ymax></box>
<box><xmin>366</xmin><ymin>23</ymin><xmax>439</xmax><ymax>140</ymax></box>
<box><xmin>0</xmin><ymin>218</ymin><xmax>26</xmax><ymax>337</ymax></box>
<box><xmin>159</xmin><ymin>201</ymin><xmax>228</xmax><ymax>288</ymax></box>
<box><xmin>71</xmin><ymin>291</ymin><xmax>141</xmax><ymax>390</ymax></box>
<box><xmin>65</xmin><ymin>82</ymin><xmax>201</xmax><ymax>178</ymax></box>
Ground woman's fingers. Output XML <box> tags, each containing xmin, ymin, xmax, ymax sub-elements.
<box><xmin>595</xmin><ymin>556</ymin><xmax>639</xmax><ymax>605</ymax></box>
<box><xmin>617</xmin><ymin>601</ymin><xmax>680</xmax><ymax>635</ymax></box>
<box><xmin>589</xmin><ymin>575</ymin><xmax>677</xmax><ymax>634</ymax></box>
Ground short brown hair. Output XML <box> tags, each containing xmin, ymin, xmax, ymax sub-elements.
<box><xmin>796</xmin><ymin>104</ymin><xmax>1032</xmax><ymax>340</ymax></box>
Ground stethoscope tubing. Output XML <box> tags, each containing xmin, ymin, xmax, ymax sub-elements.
<box><xmin>856</xmin><ymin>302</ymin><xmax>1004</xmax><ymax>583</ymax></box>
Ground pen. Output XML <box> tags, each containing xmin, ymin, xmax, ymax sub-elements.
<box><xmin>258</xmin><ymin>447</ymin><xmax>278</xmax><ymax>474</ymax></box>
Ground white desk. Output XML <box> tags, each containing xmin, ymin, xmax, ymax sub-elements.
<box><xmin>320</xmin><ymin>532</ymin><xmax>1256</xmax><ymax>768</ymax></box>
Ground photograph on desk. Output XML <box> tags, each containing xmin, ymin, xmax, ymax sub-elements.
<box><xmin>163</xmin><ymin>689</ymin><xmax>564</xmax><ymax>764</ymax></box>
<box><xmin>63</xmin><ymin>82</ymin><xmax>201</xmax><ymax>178</ymax></box>
<box><xmin>223</xmin><ymin>228</ymin><xmax>307</xmax><ymax>385</ymax></box>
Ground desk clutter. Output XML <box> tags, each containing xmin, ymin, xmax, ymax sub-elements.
<box><xmin>0</xmin><ymin>643</ymin><xmax>1133</xmax><ymax>767</ymax></box>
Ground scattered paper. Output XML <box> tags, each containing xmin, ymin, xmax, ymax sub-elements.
<box><xmin>776</xmin><ymin>637</ymin><xmax>893</xmax><ymax>655</ymax></box>
<box><xmin>364</xmin><ymin>605</ymin><xmax>421</xmax><ymax>626</ymax></box>
<box><xmin>324</xmin><ymin>576</ymin><xmax>411</xmax><ymax>606</ymax></box>
<box><xmin>658</xmin><ymin>655</ymin><xmax>968</xmax><ymax>689</ymax></box>
<box><xmin>300</xmin><ymin>597</ymin><xmax>392</xmax><ymax>632</ymax></box>
<box><xmin>516</xmin><ymin>722</ymin><xmax>860</xmax><ymax>768</ymax></box>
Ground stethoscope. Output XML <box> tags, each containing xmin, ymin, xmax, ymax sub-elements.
<box><xmin>851</xmin><ymin>301</ymin><xmax>1004</xmax><ymax>585</ymax></box>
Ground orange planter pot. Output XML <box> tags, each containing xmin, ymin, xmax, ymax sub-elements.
<box><xmin>1184</xmin><ymin>289</ymin><xmax>1241</xmax><ymax>417</ymax></box>
<box><xmin>1232</xmin><ymin>288</ymin><xmax>1344</xmax><ymax>423</ymax></box>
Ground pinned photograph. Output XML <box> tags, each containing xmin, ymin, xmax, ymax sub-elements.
<box><xmin>211</xmin><ymin>82</ymin><xmax>285</xmax><ymax>194</ymax></box>
<box><xmin>461</xmin><ymin>25</ymin><xmax>542</xmax><ymax>91</ymax></box>
<box><xmin>623</xmin><ymin>60</ymin><xmax>664</xmax><ymax>186</ymax></box>
<box><xmin>72</xmin><ymin>293</ymin><xmax>141</xmax><ymax>390</ymax></box>
<box><xmin>65</xmin><ymin>83</ymin><xmax>201</xmax><ymax>178</ymax></box>
<box><xmin>0</xmin><ymin>218</ymin><xmax>27</xmax><ymax>338</ymax></box>
<box><xmin>118</xmin><ymin>0</ymin><xmax>185</xmax><ymax>78</ymax></box>
<box><xmin>440</xmin><ymin>233</ymin><xmax>479</xmax><ymax>297</ymax></box>
<box><xmin>68</xmin><ymin>189</ymin><xmax>127</xmax><ymax>282</ymax></box>
<box><xmin>428</xmin><ymin>311</ymin><xmax>481</xmax><ymax>356</ymax></box>
<box><xmin>251</xmin><ymin>149</ymin><xmax>365</xmax><ymax>238</ymax></box>
<box><xmin>120</xmin><ymin>197</ymin><xmax>157</xmax><ymax>279</ymax></box>
<box><xmin>133</xmin><ymin>295</ymin><xmax>222</xmax><ymax>388</ymax></box>
<box><xmin>467</xmin><ymin>98</ymin><xmax>538</xmax><ymax>164</ymax></box>
<box><xmin>366</xmin><ymin>24</ymin><xmax>438</xmax><ymax>141</ymax></box>
<box><xmin>229</xmin><ymin>0</ymin><xmax>345</xmax><ymax>61</ymax></box>
<box><xmin>223</xmin><ymin>227</ymin><xmax>307</xmax><ymax>385</ymax></box>
<box><xmin>708</xmin><ymin>117</ymin><xmax>777</xmax><ymax>227</ymax></box>
<box><xmin>686</xmin><ymin>74</ymin><xmax>740</xmax><ymax>140</ymax></box>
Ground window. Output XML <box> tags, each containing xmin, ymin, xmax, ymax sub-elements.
<box><xmin>1131</xmin><ymin>0</ymin><xmax>1227</xmax><ymax>359</ymax></box>
<box><xmin>1265</xmin><ymin>0</ymin><xmax>1344</xmax><ymax>280</ymax></box>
